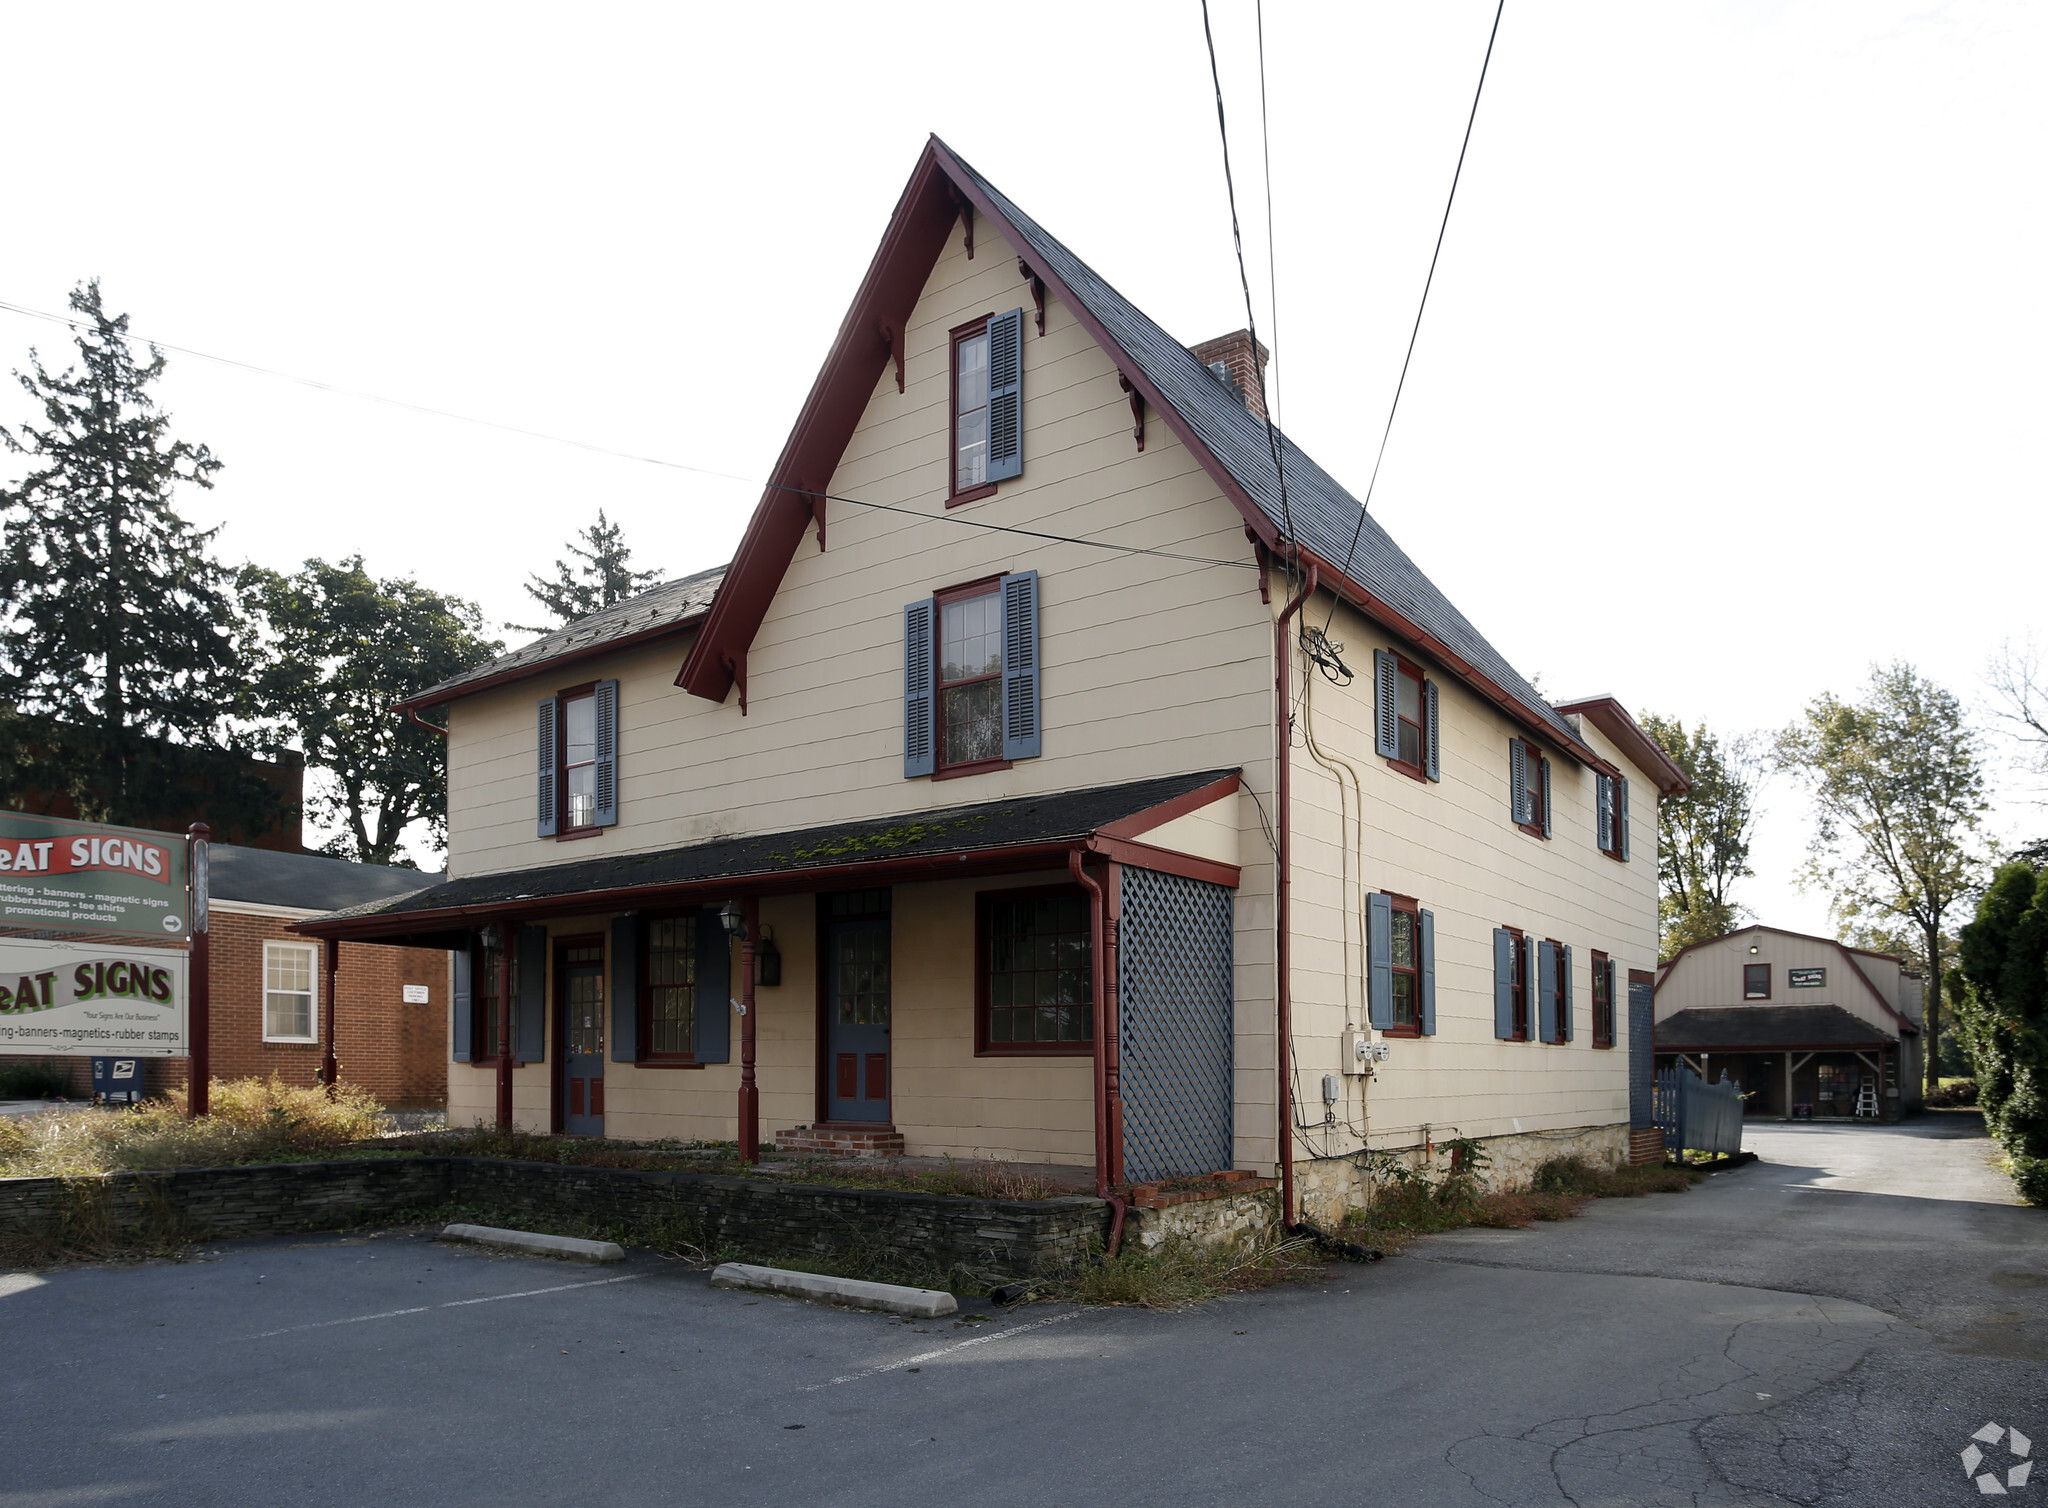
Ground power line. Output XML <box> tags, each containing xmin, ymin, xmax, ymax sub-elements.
<box><xmin>0</xmin><ymin>295</ymin><xmax>1253</xmax><ymax>573</ymax></box>
<box><xmin>1324</xmin><ymin>0</ymin><xmax>1507</xmax><ymax>630</ymax></box>
<box><xmin>1255</xmin><ymin>0</ymin><xmax>1282</xmax><ymax>432</ymax></box>
<box><xmin>1199</xmin><ymin>0</ymin><xmax>1296</xmax><ymax>575</ymax></box>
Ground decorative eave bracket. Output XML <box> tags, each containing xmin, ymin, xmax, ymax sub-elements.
<box><xmin>1017</xmin><ymin>258</ymin><xmax>1046</xmax><ymax>335</ymax></box>
<box><xmin>720</xmin><ymin>649</ymin><xmax>748</xmax><ymax>716</ymax></box>
<box><xmin>808</xmin><ymin>488</ymin><xmax>827</xmax><ymax>553</ymax></box>
<box><xmin>950</xmin><ymin>187</ymin><xmax>974</xmax><ymax>258</ymax></box>
<box><xmin>1119</xmin><ymin>373</ymin><xmax>1145</xmax><ymax>453</ymax></box>
<box><xmin>878</xmin><ymin>319</ymin><xmax>904</xmax><ymax>393</ymax></box>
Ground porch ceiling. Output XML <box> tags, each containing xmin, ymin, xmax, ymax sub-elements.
<box><xmin>291</xmin><ymin>768</ymin><xmax>1241</xmax><ymax>944</ymax></box>
<box><xmin>1656</xmin><ymin>1005</ymin><xmax>1896</xmax><ymax>1052</ymax></box>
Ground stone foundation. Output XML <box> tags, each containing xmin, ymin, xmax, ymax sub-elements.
<box><xmin>1123</xmin><ymin>1187</ymin><xmax>1279</xmax><ymax>1255</ymax></box>
<box><xmin>1291</xmin><ymin>1121</ymin><xmax>1631</xmax><ymax>1226</ymax></box>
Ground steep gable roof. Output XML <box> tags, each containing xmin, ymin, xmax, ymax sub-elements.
<box><xmin>679</xmin><ymin>138</ymin><xmax>1596</xmax><ymax>764</ymax></box>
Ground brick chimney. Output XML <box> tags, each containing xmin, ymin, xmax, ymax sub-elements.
<box><xmin>1187</xmin><ymin>329</ymin><xmax>1271</xmax><ymax>422</ymax></box>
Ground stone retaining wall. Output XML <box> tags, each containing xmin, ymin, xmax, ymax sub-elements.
<box><xmin>0</xmin><ymin>1156</ymin><xmax>1108</xmax><ymax>1278</ymax></box>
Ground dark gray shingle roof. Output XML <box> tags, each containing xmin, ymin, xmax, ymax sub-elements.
<box><xmin>406</xmin><ymin>565</ymin><xmax>726</xmax><ymax>707</ymax></box>
<box><xmin>1656</xmin><ymin>1005</ymin><xmax>1898</xmax><ymax>1050</ymax></box>
<box><xmin>210</xmin><ymin>844</ymin><xmax>442</xmax><ymax>914</ymax></box>
<box><xmin>943</xmin><ymin>144</ymin><xmax>1581</xmax><ymax>751</ymax></box>
<box><xmin>309</xmin><ymin>769</ymin><xmax>1237</xmax><ymax>927</ymax></box>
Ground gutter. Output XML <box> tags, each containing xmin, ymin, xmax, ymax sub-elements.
<box><xmin>1274</xmin><ymin>562</ymin><xmax>1318</xmax><ymax>1225</ymax></box>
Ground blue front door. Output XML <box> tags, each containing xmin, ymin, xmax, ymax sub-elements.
<box><xmin>559</xmin><ymin>941</ymin><xmax>605</xmax><ymax>1135</ymax></box>
<box><xmin>826</xmin><ymin>918</ymin><xmax>891</xmax><ymax>1123</ymax></box>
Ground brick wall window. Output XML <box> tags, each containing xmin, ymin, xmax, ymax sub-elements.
<box><xmin>263</xmin><ymin>941</ymin><xmax>317</xmax><ymax>1043</ymax></box>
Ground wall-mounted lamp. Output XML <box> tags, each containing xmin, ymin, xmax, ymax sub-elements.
<box><xmin>718</xmin><ymin>898</ymin><xmax>747</xmax><ymax>942</ymax></box>
<box><xmin>479</xmin><ymin>922</ymin><xmax>501</xmax><ymax>952</ymax></box>
<box><xmin>756</xmin><ymin>924</ymin><xmax>781</xmax><ymax>987</ymax></box>
<box><xmin>1749</xmin><ymin>942</ymin><xmax>1760</xmax><ymax>955</ymax></box>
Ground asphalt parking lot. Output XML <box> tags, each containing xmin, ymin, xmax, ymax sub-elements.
<box><xmin>3</xmin><ymin>1119</ymin><xmax>2041</xmax><ymax>1507</ymax></box>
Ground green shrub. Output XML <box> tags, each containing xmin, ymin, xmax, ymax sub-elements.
<box><xmin>1925</xmin><ymin>1078</ymin><xmax>1979</xmax><ymax>1108</ymax></box>
<box><xmin>0</xmin><ymin>1061</ymin><xmax>74</xmax><ymax>1100</ymax></box>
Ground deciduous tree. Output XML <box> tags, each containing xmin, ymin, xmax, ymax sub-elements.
<box><xmin>1777</xmin><ymin>663</ymin><xmax>1988</xmax><ymax>1093</ymax></box>
<box><xmin>1640</xmin><ymin>714</ymin><xmax>1765</xmax><ymax>958</ymax></box>
<box><xmin>244</xmin><ymin>557</ymin><xmax>499</xmax><ymax>865</ymax></box>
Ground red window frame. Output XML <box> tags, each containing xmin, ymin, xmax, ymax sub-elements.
<box><xmin>1516</xmin><ymin>739</ymin><xmax>1548</xmax><ymax>838</ymax></box>
<box><xmin>1384</xmin><ymin>893</ymin><xmax>1423</xmax><ymax>1038</ymax></box>
<box><xmin>1591</xmin><ymin>950</ymin><xmax>1614</xmax><ymax>1049</ymax></box>
<box><xmin>636</xmin><ymin>910</ymin><xmax>707</xmax><ymax>1067</ymax></box>
<box><xmin>1744</xmin><ymin>963</ymin><xmax>1771</xmax><ymax>1001</ymax></box>
<box><xmin>975</xmin><ymin>885</ymin><xmax>1096</xmax><ymax>1056</ymax></box>
<box><xmin>1387</xmin><ymin>654</ymin><xmax>1429</xmax><ymax>784</ymax></box>
<box><xmin>1547</xmin><ymin>937</ymin><xmax>1570</xmax><ymax>1044</ymax></box>
<box><xmin>472</xmin><ymin>935</ymin><xmax>504</xmax><ymax>1062</ymax></box>
<box><xmin>1505</xmin><ymin>927</ymin><xmax>1530</xmax><ymax>1042</ymax></box>
<box><xmin>554</xmin><ymin>680</ymin><xmax>602</xmax><ymax>841</ymax></box>
<box><xmin>931</xmin><ymin>575</ymin><xmax>1011</xmax><ymax>779</ymax></box>
<box><xmin>947</xmin><ymin>314</ymin><xmax>998</xmax><ymax>507</ymax></box>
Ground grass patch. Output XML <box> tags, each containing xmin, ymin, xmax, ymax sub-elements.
<box><xmin>0</xmin><ymin>1077</ymin><xmax>392</xmax><ymax>1178</ymax></box>
<box><xmin>1040</xmin><ymin>1233</ymin><xmax>1326</xmax><ymax>1310</ymax></box>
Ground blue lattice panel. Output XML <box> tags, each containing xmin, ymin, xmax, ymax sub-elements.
<box><xmin>1118</xmin><ymin>867</ymin><xmax>1234</xmax><ymax>1184</ymax></box>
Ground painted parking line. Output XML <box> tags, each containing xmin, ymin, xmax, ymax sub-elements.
<box><xmin>239</xmin><ymin>1274</ymin><xmax>645</xmax><ymax>1340</ymax></box>
<box><xmin>810</xmin><ymin>1308</ymin><xmax>1088</xmax><ymax>1390</ymax></box>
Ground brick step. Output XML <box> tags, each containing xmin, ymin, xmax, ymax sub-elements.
<box><xmin>1628</xmin><ymin>1127</ymin><xmax>1667</xmax><ymax>1165</ymax></box>
<box><xmin>1122</xmin><ymin>1169</ymin><xmax>1276</xmax><ymax>1210</ymax></box>
<box><xmin>774</xmin><ymin>1125</ymin><xmax>907</xmax><ymax>1159</ymax></box>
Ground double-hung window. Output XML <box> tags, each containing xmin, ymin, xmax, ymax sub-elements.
<box><xmin>1372</xmin><ymin>650</ymin><xmax>1440</xmax><ymax>782</ymax></box>
<box><xmin>978</xmin><ymin>888</ymin><xmax>1094</xmax><ymax>1055</ymax></box>
<box><xmin>263</xmin><ymin>941</ymin><xmax>317</xmax><ymax>1043</ymax></box>
<box><xmin>1744</xmin><ymin>963</ymin><xmax>1771</xmax><ymax>1000</ymax></box>
<box><xmin>537</xmin><ymin>680</ymin><xmax>619</xmax><ymax>838</ymax></box>
<box><xmin>1492</xmin><ymin>928</ymin><xmax>1531</xmax><ymax>1041</ymax></box>
<box><xmin>643</xmin><ymin>916</ymin><xmax>698</xmax><ymax>1059</ymax></box>
<box><xmin>473</xmin><ymin>934</ymin><xmax>504</xmax><ymax>1062</ymax></box>
<box><xmin>1595</xmin><ymin>773</ymin><xmax>1630</xmax><ymax>860</ymax></box>
<box><xmin>1537</xmin><ymin>939</ymin><xmax>1574</xmax><ymax>1043</ymax></box>
<box><xmin>1368</xmin><ymin>892</ymin><xmax>1435</xmax><ymax>1037</ymax></box>
<box><xmin>1591</xmin><ymin>950</ymin><xmax>1615</xmax><ymax>1048</ymax></box>
<box><xmin>948</xmin><ymin>308</ymin><xmax>1024</xmax><ymax>505</ymax></box>
<box><xmin>1510</xmin><ymin>738</ymin><xmax>1551</xmax><ymax>837</ymax></box>
<box><xmin>904</xmin><ymin>572</ymin><xmax>1040</xmax><ymax>778</ymax></box>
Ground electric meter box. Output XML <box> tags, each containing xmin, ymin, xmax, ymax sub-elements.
<box><xmin>1341</xmin><ymin>1030</ymin><xmax>1373</xmax><ymax>1075</ymax></box>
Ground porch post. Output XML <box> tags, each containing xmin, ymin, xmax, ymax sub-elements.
<box><xmin>1782</xmin><ymin>1052</ymin><xmax>1792</xmax><ymax>1121</ymax></box>
<box><xmin>321</xmin><ymin>937</ymin><xmax>340</xmax><ymax>1097</ymax></box>
<box><xmin>738</xmin><ymin>896</ymin><xmax>760</xmax><ymax>1163</ymax></box>
<box><xmin>1102</xmin><ymin>860</ymin><xmax>1124</xmax><ymax>1188</ymax></box>
<box><xmin>1071</xmin><ymin>852</ymin><xmax>1109</xmax><ymax>1196</ymax></box>
<box><xmin>496</xmin><ymin>918</ymin><xmax>516</xmax><ymax>1130</ymax></box>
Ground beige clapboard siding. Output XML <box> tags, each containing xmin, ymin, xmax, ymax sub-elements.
<box><xmin>1276</xmin><ymin>590</ymin><xmax>1658</xmax><ymax>1147</ymax></box>
<box><xmin>1654</xmin><ymin>929</ymin><xmax>1908</xmax><ymax>1038</ymax></box>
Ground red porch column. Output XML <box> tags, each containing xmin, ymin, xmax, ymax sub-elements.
<box><xmin>738</xmin><ymin>897</ymin><xmax>760</xmax><ymax>1162</ymax></box>
<box><xmin>321</xmin><ymin>937</ymin><xmax>340</xmax><ymax>1097</ymax></box>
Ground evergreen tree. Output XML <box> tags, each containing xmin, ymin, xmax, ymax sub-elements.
<box><xmin>1640</xmin><ymin>713</ymin><xmax>1765</xmax><ymax>958</ymax></box>
<box><xmin>244</xmin><ymin>558</ymin><xmax>500</xmax><ymax>865</ymax></box>
<box><xmin>512</xmin><ymin>510</ymin><xmax>660</xmax><ymax>633</ymax></box>
<box><xmin>0</xmin><ymin>281</ymin><xmax>268</xmax><ymax>829</ymax></box>
<box><xmin>1956</xmin><ymin>860</ymin><xmax>2048</xmax><ymax>1205</ymax></box>
<box><xmin>1777</xmin><ymin>663</ymin><xmax>1988</xmax><ymax>1094</ymax></box>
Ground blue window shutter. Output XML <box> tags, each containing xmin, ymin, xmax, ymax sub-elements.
<box><xmin>1423</xmin><ymin>680</ymin><xmax>1441</xmax><ymax>782</ymax></box>
<box><xmin>1538</xmin><ymin>940</ymin><xmax>1558</xmax><ymax>1043</ymax></box>
<box><xmin>1373</xmin><ymin>651</ymin><xmax>1399</xmax><ymax>759</ymax></box>
<box><xmin>1000</xmin><ymin>570</ymin><xmax>1041</xmax><ymax>760</ymax></box>
<box><xmin>986</xmin><ymin>307</ymin><xmax>1024</xmax><ymax>482</ymax></box>
<box><xmin>1618</xmin><ymin>778</ymin><xmax>1631</xmax><ymax>861</ymax></box>
<box><xmin>1596</xmin><ymin>774</ymin><xmax>1614</xmax><ymax>852</ymax></box>
<box><xmin>694</xmin><ymin>909</ymin><xmax>731</xmax><ymax>1063</ymax></box>
<box><xmin>537</xmin><ymin>698</ymin><xmax>559</xmax><ymax>837</ymax></box>
<box><xmin>904</xmin><ymin>599</ymin><xmax>935</xmax><ymax>778</ymax></box>
<box><xmin>1539</xmin><ymin>757</ymin><xmax>1553</xmax><ymax>839</ymax></box>
<box><xmin>593</xmin><ymin>680</ymin><xmax>619</xmax><ymax>828</ymax></box>
<box><xmin>1419</xmin><ymin>908</ymin><xmax>1436</xmax><ymax>1035</ymax></box>
<box><xmin>1492</xmin><ymin>928</ymin><xmax>1514</xmax><ymax>1041</ymax></box>
<box><xmin>1367</xmin><ymin>893</ymin><xmax>1393</xmax><ymax>1029</ymax></box>
<box><xmin>515</xmin><ymin>925</ymin><xmax>547</xmax><ymax>1063</ymax></box>
<box><xmin>1560</xmin><ymin>944</ymin><xmax>1574</xmax><ymax>1041</ymax></box>
<box><xmin>451</xmin><ymin>946</ymin><xmax>473</xmax><ymax>1062</ymax></box>
<box><xmin>1509</xmin><ymin>740</ymin><xmax>1528</xmax><ymax>825</ymax></box>
<box><xmin>610</xmin><ymin>914</ymin><xmax>640</xmax><ymax>1063</ymax></box>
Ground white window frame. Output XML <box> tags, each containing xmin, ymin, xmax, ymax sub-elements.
<box><xmin>263</xmin><ymin>940</ymin><xmax>320</xmax><ymax>1043</ymax></box>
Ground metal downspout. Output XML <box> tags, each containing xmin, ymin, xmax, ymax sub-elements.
<box><xmin>1275</xmin><ymin>564</ymin><xmax>1319</xmax><ymax>1225</ymax></box>
<box><xmin>1071</xmin><ymin>850</ymin><xmax>1126</xmax><ymax>1256</ymax></box>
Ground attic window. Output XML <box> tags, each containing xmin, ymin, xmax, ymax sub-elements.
<box><xmin>948</xmin><ymin>309</ymin><xmax>1024</xmax><ymax>506</ymax></box>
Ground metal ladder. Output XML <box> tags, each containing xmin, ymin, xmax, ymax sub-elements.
<box><xmin>1855</xmin><ymin>1078</ymin><xmax>1880</xmax><ymax>1118</ymax></box>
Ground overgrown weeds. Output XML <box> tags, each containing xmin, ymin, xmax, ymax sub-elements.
<box><xmin>1043</xmin><ymin>1233</ymin><xmax>1327</xmax><ymax>1309</ymax></box>
<box><xmin>1342</xmin><ymin>1151</ymin><xmax>1697</xmax><ymax>1251</ymax></box>
<box><xmin>0</xmin><ymin>1077</ymin><xmax>390</xmax><ymax>1178</ymax></box>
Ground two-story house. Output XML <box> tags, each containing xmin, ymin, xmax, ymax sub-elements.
<box><xmin>301</xmin><ymin>139</ymin><xmax>1687</xmax><ymax>1223</ymax></box>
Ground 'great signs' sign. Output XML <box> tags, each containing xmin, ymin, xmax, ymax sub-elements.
<box><xmin>0</xmin><ymin>937</ymin><xmax>188</xmax><ymax>1056</ymax></box>
<box><xmin>0</xmin><ymin>812</ymin><xmax>188</xmax><ymax>938</ymax></box>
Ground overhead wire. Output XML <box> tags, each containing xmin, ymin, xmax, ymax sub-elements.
<box><xmin>0</xmin><ymin>296</ymin><xmax>1254</xmax><ymax>573</ymax></box>
<box><xmin>1322</xmin><ymin>0</ymin><xmax>1507</xmax><ymax>632</ymax></box>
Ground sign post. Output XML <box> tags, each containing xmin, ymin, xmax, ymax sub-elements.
<box><xmin>187</xmin><ymin>824</ymin><xmax>210</xmax><ymax>1117</ymax></box>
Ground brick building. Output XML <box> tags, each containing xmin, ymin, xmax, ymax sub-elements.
<box><xmin>5</xmin><ymin>845</ymin><xmax>451</xmax><ymax>1111</ymax></box>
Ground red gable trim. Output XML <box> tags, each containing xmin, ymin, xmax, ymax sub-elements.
<box><xmin>1553</xmin><ymin>696</ymin><xmax>1692</xmax><ymax>796</ymax></box>
<box><xmin>674</xmin><ymin>138</ymin><xmax>1600</xmax><ymax>768</ymax></box>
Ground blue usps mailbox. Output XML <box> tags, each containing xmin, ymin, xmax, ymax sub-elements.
<box><xmin>91</xmin><ymin>1056</ymin><xmax>147</xmax><ymax>1105</ymax></box>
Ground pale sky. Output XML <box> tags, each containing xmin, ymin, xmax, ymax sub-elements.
<box><xmin>2</xmin><ymin>1</ymin><xmax>2042</xmax><ymax>918</ymax></box>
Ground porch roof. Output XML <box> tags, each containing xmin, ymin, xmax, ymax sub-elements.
<box><xmin>291</xmin><ymin>768</ymin><xmax>1240</xmax><ymax>945</ymax></box>
<box><xmin>1656</xmin><ymin>1005</ymin><xmax>1897</xmax><ymax>1052</ymax></box>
